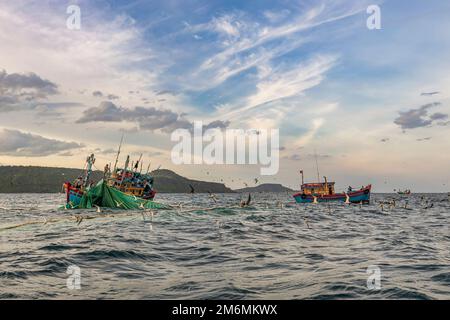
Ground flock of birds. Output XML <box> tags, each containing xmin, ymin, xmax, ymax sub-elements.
<box><xmin>1</xmin><ymin>188</ymin><xmax>448</xmax><ymax>233</ymax></box>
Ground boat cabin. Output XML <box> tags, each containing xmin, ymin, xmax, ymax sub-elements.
<box><xmin>108</xmin><ymin>168</ymin><xmax>154</xmax><ymax>198</ymax></box>
<box><xmin>301</xmin><ymin>182</ymin><xmax>335</xmax><ymax>196</ymax></box>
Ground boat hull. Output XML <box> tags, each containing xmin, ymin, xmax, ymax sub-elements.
<box><xmin>293</xmin><ymin>185</ymin><xmax>371</xmax><ymax>204</ymax></box>
<box><xmin>64</xmin><ymin>182</ymin><xmax>155</xmax><ymax>209</ymax></box>
<box><xmin>63</xmin><ymin>183</ymin><xmax>84</xmax><ymax>208</ymax></box>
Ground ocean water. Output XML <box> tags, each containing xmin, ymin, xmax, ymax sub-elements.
<box><xmin>0</xmin><ymin>192</ymin><xmax>449</xmax><ymax>300</ymax></box>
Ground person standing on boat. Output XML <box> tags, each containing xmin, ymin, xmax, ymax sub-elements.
<box><xmin>74</xmin><ymin>176</ymin><xmax>83</xmax><ymax>189</ymax></box>
<box><xmin>143</xmin><ymin>179</ymin><xmax>152</xmax><ymax>197</ymax></box>
<box><xmin>348</xmin><ymin>186</ymin><xmax>353</xmax><ymax>192</ymax></box>
<box><xmin>103</xmin><ymin>164</ymin><xmax>110</xmax><ymax>179</ymax></box>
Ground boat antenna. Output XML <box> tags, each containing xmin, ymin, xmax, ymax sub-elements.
<box><xmin>314</xmin><ymin>149</ymin><xmax>320</xmax><ymax>182</ymax></box>
<box><xmin>146</xmin><ymin>162</ymin><xmax>151</xmax><ymax>174</ymax></box>
<box><xmin>113</xmin><ymin>132</ymin><xmax>124</xmax><ymax>172</ymax></box>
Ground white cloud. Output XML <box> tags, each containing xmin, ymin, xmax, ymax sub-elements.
<box><xmin>0</xmin><ymin>1</ymin><xmax>158</xmax><ymax>108</ymax></box>
<box><xmin>0</xmin><ymin>128</ymin><xmax>83</xmax><ymax>157</ymax></box>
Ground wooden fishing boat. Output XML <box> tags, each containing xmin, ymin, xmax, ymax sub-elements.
<box><xmin>292</xmin><ymin>170</ymin><xmax>371</xmax><ymax>204</ymax></box>
<box><xmin>397</xmin><ymin>189</ymin><xmax>411</xmax><ymax>195</ymax></box>
<box><xmin>63</xmin><ymin>138</ymin><xmax>157</xmax><ymax>208</ymax></box>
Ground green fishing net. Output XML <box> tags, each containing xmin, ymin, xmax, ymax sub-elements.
<box><xmin>65</xmin><ymin>180</ymin><xmax>169</xmax><ymax>210</ymax></box>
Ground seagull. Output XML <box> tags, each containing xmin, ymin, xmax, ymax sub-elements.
<box><xmin>423</xmin><ymin>199</ymin><xmax>434</xmax><ymax>209</ymax></box>
<box><xmin>95</xmin><ymin>205</ymin><xmax>101</xmax><ymax>213</ymax></box>
<box><xmin>254</xmin><ymin>178</ymin><xmax>259</xmax><ymax>184</ymax></box>
<box><xmin>208</xmin><ymin>191</ymin><xmax>218</xmax><ymax>203</ymax></box>
<box><xmin>303</xmin><ymin>218</ymin><xmax>310</xmax><ymax>229</ymax></box>
<box><xmin>115</xmin><ymin>200</ymin><xmax>124</xmax><ymax>208</ymax></box>
<box><xmin>75</xmin><ymin>215</ymin><xmax>84</xmax><ymax>225</ymax></box>
<box><xmin>344</xmin><ymin>193</ymin><xmax>350</xmax><ymax>204</ymax></box>
<box><xmin>388</xmin><ymin>199</ymin><xmax>396</xmax><ymax>210</ymax></box>
<box><xmin>313</xmin><ymin>196</ymin><xmax>318</xmax><ymax>204</ymax></box>
<box><xmin>421</xmin><ymin>91</ymin><xmax>440</xmax><ymax>96</ymax></box>
<box><xmin>240</xmin><ymin>193</ymin><xmax>251</xmax><ymax>207</ymax></box>
<box><xmin>149</xmin><ymin>210</ymin><xmax>155</xmax><ymax>221</ymax></box>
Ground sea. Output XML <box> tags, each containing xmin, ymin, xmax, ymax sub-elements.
<box><xmin>0</xmin><ymin>192</ymin><xmax>449</xmax><ymax>299</ymax></box>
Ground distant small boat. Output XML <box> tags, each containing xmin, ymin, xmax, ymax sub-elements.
<box><xmin>397</xmin><ymin>189</ymin><xmax>411</xmax><ymax>195</ymax></box>
<box><xmin>292</xmin><ymin>170</ymin><xmax>371</xmax><ymax>204</ymax></box>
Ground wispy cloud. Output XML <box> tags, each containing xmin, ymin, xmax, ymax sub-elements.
<box><xmin>217</xmin><ymin>54</ymin><xmax>337</xmax><ymax>122</ymax></box>
<box><xmin>182</xmin><ymin>0</ymin><xmax>366</xmax><ymax>90</ymax></box>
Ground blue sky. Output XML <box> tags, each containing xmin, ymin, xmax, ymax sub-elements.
<box><xmin>0</xmin><ymin>0</ymin><xmax>449</xmax><ymax>191</ymax></box>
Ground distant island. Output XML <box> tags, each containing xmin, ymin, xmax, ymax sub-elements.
<box><xmin>0</xmin><ymin>166</ymin><xmax>233</xmax><ymax>193</ymax></box>
<box><xmin>235</xmin><ymin>183</ymin><xmax>294</xmax><ymax>193</ymax></box>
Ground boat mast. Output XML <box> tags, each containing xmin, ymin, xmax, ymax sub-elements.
<box><xmin>113</xmin><ymin>133</ymin><xmax>124</xmax><ymax>172</ymax></box>
<box><xmin>119</xmin><ymin>155</ymin><xmax>130</xmax><ymax>187</ymax></box>
<box><xmin>314</xmin><ymin>149</ymin><xmax>320</xmax><ymax>182</ymax></box>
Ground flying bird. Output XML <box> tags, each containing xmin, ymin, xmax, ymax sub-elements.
<box><xmin>208</xmin><ymin>191</ymin><xmax>217</xmax><ymax>203</ymax></box>
<box><xmin>417</xmin><ymin>137</ymin><xmax>432</xmax><ymax>142</ymax></box>
<box><xmin>421</xmin><ymin>91</ymin><xmax>440</xmax><ymax>96</ymax></box>
<box><xmin>240</xmin><ymin>193</ymin><xmax>251</xmax><ymax>207</ymax></box>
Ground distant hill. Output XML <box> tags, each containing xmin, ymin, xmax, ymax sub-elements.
<box><xmin>0</xmin><ymin>166</ymin><xmax>104</xmax><ymax>193</ymax></box>
<box><xmin>0</xmin><ymin>166</ymin><xmax>233</xmax><ymax>193</ymax></box>
<box><xmin>234</xmin><ymin>183</ymin><xmax>294</xmax><ymax>193</ymax></box>
<box><xmin>150</xmin><ymin>169</ymin><xmax>233</xmax><ymax>193</ymax></box>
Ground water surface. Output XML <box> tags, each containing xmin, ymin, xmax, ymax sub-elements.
<box><xmin>0</xmin><ymin>193</ymin><xmax>449</xmax><ymax>299</ymax></box>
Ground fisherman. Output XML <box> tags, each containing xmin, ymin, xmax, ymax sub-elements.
<box><xmin>74</xmin><ymin>176</ymin><xmax>83</xmax><ymax>189</ymax></box>
<box><xmin>104</xmin><ymin>164</ymin><xmax>110</xmax><ymax>178</ymax></box>
<box><xmin>143</xmin><ymin>179</ymin><xmax>152</xmax><ymax>197</ymax></box>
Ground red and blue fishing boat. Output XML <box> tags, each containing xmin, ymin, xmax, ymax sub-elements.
<box><xmin>63</xmin><ymin>137</ymin><xmax>156</xmax><ymax>208</ymax></box>
<box><xmin>293</xmin><ymin>170</ymin><xmax>371</xmax><ymax>204</ymax></box>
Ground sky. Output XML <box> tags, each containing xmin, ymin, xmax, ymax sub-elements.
<box><xmin>0</xmin><ymin>0</ymin><xmax>449</xmax><ymax>192</ymax></box>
